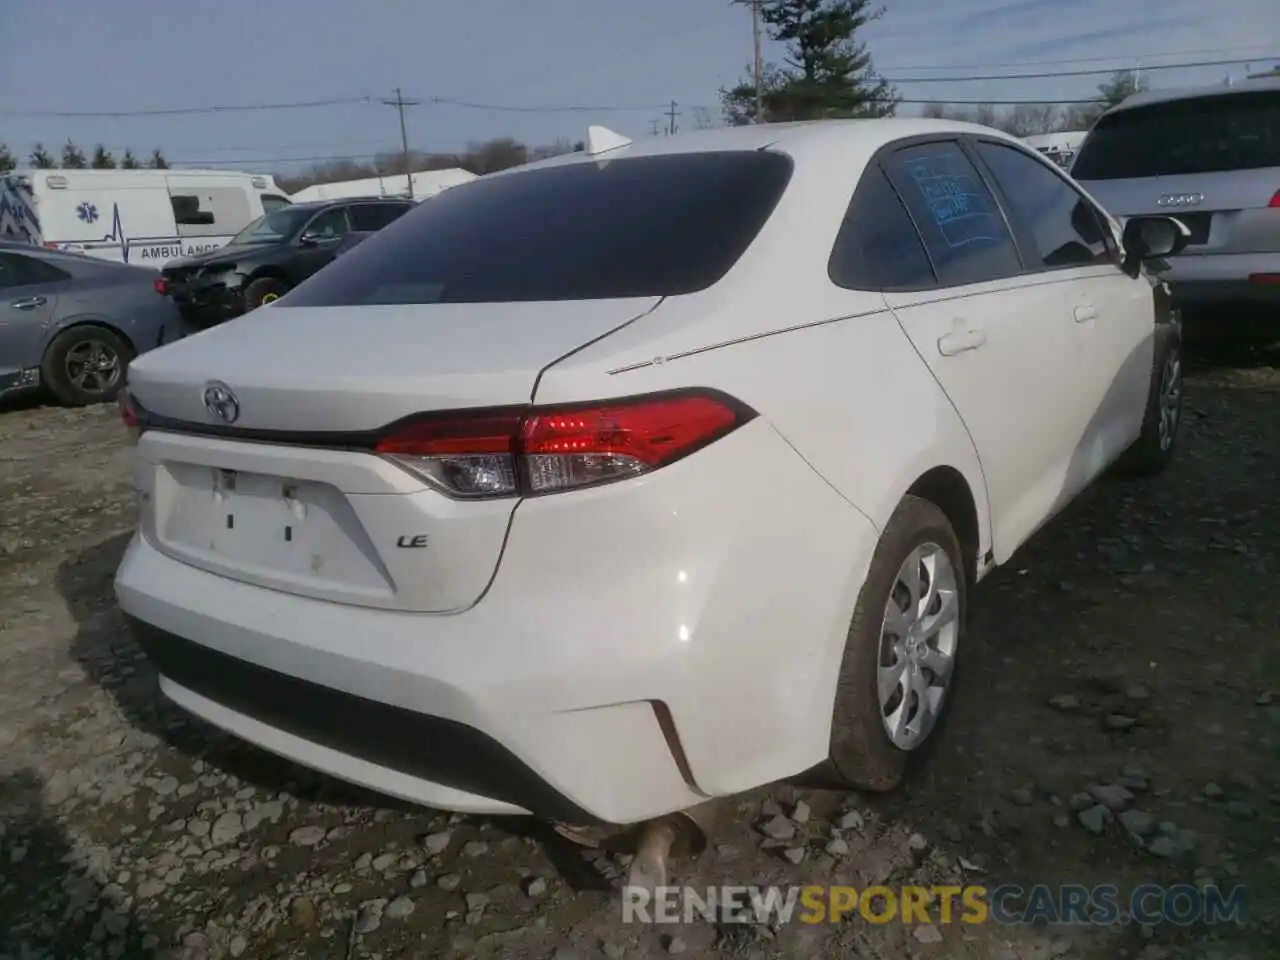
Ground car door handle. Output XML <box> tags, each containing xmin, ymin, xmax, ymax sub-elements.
<box><xmin>10</xmin><ymin>296</ymin><xmax>47</xmax><ymax>310</ymax></box>
<box><xmin>1074</xmin><ymin>303</ymin><xmax>1098</xmax><ymax>323</ymax></box>
<box><xmin>937</xmin><ymin>325</ymin><xmax>987</xmax><ymax>356</ymax></box>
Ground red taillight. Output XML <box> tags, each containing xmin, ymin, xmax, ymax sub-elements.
<box><xmin>1249</xmin><ymin>273</ymin><xmax>1280</xmax><ymax>284</ymax></box>
<box><xmin>119</xmin><ymin>391</ymin><xmax>142</xmax><ymax>441</ymax></box>
<box><xmin>1269</xmin><ymin>190</ymin><xmax>1280</xmax><ymax>208</ymax></box>
<box><xmin>153</xmin><ymin>277</ymin><xmax>168</xmax><ymax>296</ymax></box>
<box><xmin>373</xmin><ymin>390</ymin><xmax>753</xmax><ymax>499</ymax></box>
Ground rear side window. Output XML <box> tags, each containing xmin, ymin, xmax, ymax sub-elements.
<box><xmin>350</xmin><ymin>203</ymin><xmax>411</xmax><ymax>231</ymax></box>
<box><xmin>829</xmin><ymin>165</ymin><xmax>935</xmax><ymax>290</ymax></box>
<box><xmin>883</xmin><ymin>143</ymin><xmax>1022</xmax><ymax>288</ymax></box>
<box><xmin>0</xmin><ymin>253</ymin><xmax>71</xmax><ymax>288</ymax></box>
<box><xmin>1072</xmin><ymin>90</ymin><xmax>1280</xmax><ymax>180</ymax></box>
<box><xmin>261</xmin><ymin>194</ymin><xmax>292</xmax><ymax>214</ymax></box>
<box><xmin>279</xmin><ymin>151</ymin><xmax>794</xmax><ymax>306</ymax></box>
<box><xmin>973</xmin><ymin>141</ymin><xmax>1113</xmax><ymax>270</ymax></box>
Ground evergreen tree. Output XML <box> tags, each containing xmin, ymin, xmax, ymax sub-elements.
<box><xmin>91</xmin><ymin>144</ymin><xmax>117</xmax><ymax>169</ymax></box>
<box><xmin>29</xmin><ymin>143</ymin><xmax>55</xmax><ymax>168</ymax></box>
<box><xmin>149</xmin><ymin>149</ymin><xmax>169</xmax><ymax>170</ymax></box>
<box><xmin>61</xmin><ymin>140</ymin><xmax>88</xmax><ymax>168</ymax></box>
<box><xmin>721</xmin><ymin>0</ymin><xmax>899</xmax><ymax>124</ymax></box>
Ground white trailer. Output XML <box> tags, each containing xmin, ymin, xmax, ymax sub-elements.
<box><xmin>1023</xmin><ymin>131</ymin><xmax>1089</xmax><ymax>169</ymax></box>
<box><xmin>288</xmin><ymin>168</ymin><xmax>477</xmax><ymax>203</ymax></box>
<box><xmin>0</xmin><ymin>168</ymin><xmax>292</xmax><ymax>268</ymax></box>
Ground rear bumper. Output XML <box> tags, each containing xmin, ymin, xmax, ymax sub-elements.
<box><xmin>128</xmin><ymin>618</ymin><xmax>599</xmax><ymax>822</ymax></box>
<box><xmin>0</xmin><ymin>366</ymin><xmax>40</xmax><ymax>400</ymax></box>
<box><xmin>1160</xmin><ymin>253</ymin><xmax>1280</xmax><ymax>305</ymax></box>
<box><xmin>114</xmin><ymin>420</ymin><xmax>880</xmax><ymax>824</ymax></box>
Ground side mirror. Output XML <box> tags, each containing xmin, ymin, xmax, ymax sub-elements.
<box><xmin>1121</xmin><ymin>215</ymin><xmax>1190</xmax><ymax>273</ymax></box>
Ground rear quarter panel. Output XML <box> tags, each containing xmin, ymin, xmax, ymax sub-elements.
<box><xmin>48</xmin><ymin>268</ymin><xmax>190</xmax><ymax>356</ymax></box>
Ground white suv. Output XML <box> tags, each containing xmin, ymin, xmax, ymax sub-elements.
<box><xmin>115</xmin><ymin>118</ymin><xmax>1188</xmax><ymax>830</ymax></box>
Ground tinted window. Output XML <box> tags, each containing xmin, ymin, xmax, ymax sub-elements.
<box><xmin>0</xmin><ymin>253</ymin><xmax>71</xmax><ymax>288</ymax></box>
<box><xmin>883</xmin><ymin>143</ymin><xmax>1021</xmax><ymax>287</ymax></box>
<box><xmin>350</xmin><ymin>203</ymin><xmax>411</xmax><ymax>231</ymax></box>
<box><xmin>829</xmin><ymin>165</ymin><xmax>935</xmax><ymax>290</ymax></box>
<box><xmin>301</xmin><ymin>207</ymin><xmax>350</xmax><ymax>239</ymax></box>
<box><xmin>1072</xmin><ymin>90</ymin><xmax>1280</xmax><ymax>180</ymax></box>
<box><xmin>280</xmin><ymin>151</ymin><xmax>793</xmax><ymax>306</ymax></box>
<box><xmin>974</xmin><ymin>141</ymin><xmax>1112</xmax><ymax>270</ymax></box>
<box><xmin>228</xmin><ymin>207</ymin><xmax>313</xmax><ymax>245</ymax></box>
<box><xmin>261</xmin><ymin>194</ymin><xmax>292</xmax><ymax>214</ymax></box>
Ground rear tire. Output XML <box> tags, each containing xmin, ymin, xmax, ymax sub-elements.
<box><xmin>244</xmin><ymin>277</ymin><xmax>290</xmax><ymax>311</ymax></box>
<box><xmin>825</xmin><ymin>495</ymin><xmax>968</xmax><ymax>792</ymax></box>
<box><xmin>1113</xmin><ymin>324</ymin><xmax>1182</xmax><ymax>479</ymax></box>
<box><xmin>41</xmin><ymin>326</ymin><xmax>133</xmax><ymax>407</ymax></box>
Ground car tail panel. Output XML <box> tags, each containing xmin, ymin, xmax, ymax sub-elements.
<box><xmin>123</xmin><ymin>297</ymin><xmax>662</xmax><ymax>611</ymax></box>
<box><xmin>135</xmin><ymin>429</ymin><xmax>516</xmax><ymax>612</ymax></box>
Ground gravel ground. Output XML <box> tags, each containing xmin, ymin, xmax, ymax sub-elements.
<box><xmin>1</xmin><ymin>345</ymin><xmax>1278</xmax><ymax>960</ymax></box>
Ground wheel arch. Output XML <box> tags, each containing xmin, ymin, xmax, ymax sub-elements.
<box><xmin>246</xmin><ymin>265</ymin><xmax>293</xmax><ymax>287</ymax></box>
<box><xmin>44</xmin><ymin>316</ymin><xmax>137</xmax><ymax>358</ymax></box>
<box><xmin>905</xmin><ymin>465</ymin><xmax>983</xmax><ymax>584</ymax></box>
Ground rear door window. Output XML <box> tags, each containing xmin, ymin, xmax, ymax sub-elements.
<box><xmin>882</xmin><ymin>142</ymin><xmax>1023</xmax><ymax>288</ymax></box>
<box><xmin>0</xmin><ymin>253</ymin><xmax>71</xmax><ymax>288</ymax></box>
<box><xmin>972</xmin><ymin>140</ymin><xmax>1115</xmax><ymax>270</ymax></box>
<box><xmin>349</xmin><ymin>203</ymin><xmax>411</xmax><ymax>231</ymax></box>
<box><xmin>828</xmin><ymin>165</ymin><xmax>936</xmax><ymax>290</ymax></box>
<box><xmin>1072</xmin><ymin>90</ymin><xmax>1280</xmax><ymax>180</ymax></box>
<box><xmin>278</xmin><ymin>151</ymin><xmax>794</xmax><ymax>306</ymax></box>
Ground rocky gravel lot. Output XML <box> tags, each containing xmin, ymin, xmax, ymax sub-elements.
<box><xmin>1</xmin><ymin>346</ymin><xmax>1278</xmax><ymax>960</ymax></box>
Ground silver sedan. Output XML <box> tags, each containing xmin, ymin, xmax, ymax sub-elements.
<box><xmin>0</xmin><ymin>241</ymin><xmax>190</xmax><ymax>406</ymax></box>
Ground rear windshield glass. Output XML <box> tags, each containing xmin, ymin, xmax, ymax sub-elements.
<box><xmin>278</xmin><ymin>151</ymin><xmax>793</xmax><ymax>306</ymax></box>
<box><xmin>1072</xmin><ymin>90</ymin><xmax>1280</xmax><ymax>180</ymax></box>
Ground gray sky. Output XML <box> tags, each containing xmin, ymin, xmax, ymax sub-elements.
<box><xmin>1</xmin><ymin>0</ymin><xmax>1276</xmax><ymax>171</ymax></box>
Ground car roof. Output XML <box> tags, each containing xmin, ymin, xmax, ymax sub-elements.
<box><xmin>1104</xmin><ymin>74</ymin><xmax>1280</xmax><ymax>115</ymax></box>
<box><xmin>286</xmin><ymin>197</ymin><xmax>413</xmax><ymax>213</ymax></box>
<box><xmin>482</xmin><ymin>117</ymin><xmax>1026</xmax><ymax>178</ymax></box>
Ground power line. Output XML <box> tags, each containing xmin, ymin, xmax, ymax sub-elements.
<box><xmin>3</xmin><ymin>47</ymin><xmax>1263</xmax><ymax>123</ymax></box>
<box><xmin>427</xmin><ymin>96</ymin><xmax>667</xmax><ymax>113</ymax></box>
<box><xmin>875</xmin><ymin>43</ymin><xmax>1279</xmax><ymax>72</ymax></box>
<box><xmin>0</xmin><ymin>96</ymin><xmax>372</xmax><ymax>119</ymax></box>
<box><xmin>881</xmin><ymin>55</ymin><xmax>1269</xmax><ymax>83</ymax></box>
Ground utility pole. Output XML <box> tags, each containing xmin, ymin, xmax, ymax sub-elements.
<box><xmin>666</xmin><ymin>100</ymin><xmax>680</xmax><ymax>136</ymax></box>
<box><xmin>380</xmin><ymin>87</ymin><xmax>421</xmax><ymax>198</ymax></box>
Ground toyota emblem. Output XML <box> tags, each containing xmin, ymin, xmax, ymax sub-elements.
<box><xmin>203</xmin><ymin>381</ymin><xmax>240</xmax><ymax>424</ymax></box>
<box><xmin>1157</xmin><ymin>193</ymin><xmax>1203</xmax><ymax>207</ymax></box>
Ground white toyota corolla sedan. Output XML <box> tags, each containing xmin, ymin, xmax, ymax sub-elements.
<box><xmin>115</xmin><ymin>118</ymin><xmax>1189</xmax><ymax>831</ymax></box>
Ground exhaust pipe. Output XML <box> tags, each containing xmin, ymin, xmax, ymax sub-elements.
<box><xmin>552</xmin><ymin>798</ymin><xmax>729</xmax><ymax>893</ymax></box>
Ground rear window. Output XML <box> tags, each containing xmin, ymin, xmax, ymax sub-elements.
<box><xmin>278</xmin><ymin>151</ymin><xmax>793</xmax><ymax>306</ymax></box>
<box><xmin>1072</xmin><ymin>90</ymin><xmax>1280</xmax><ymax>180</ymax></box>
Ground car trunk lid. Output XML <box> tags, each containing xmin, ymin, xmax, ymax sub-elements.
<box><xmin>126</xmin><ymin>298</ymin><xmax>659</xmax><ymax>612</ymax></box>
